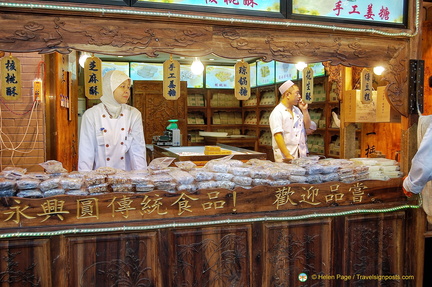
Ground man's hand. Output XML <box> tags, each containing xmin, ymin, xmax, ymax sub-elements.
<box><xmin>298</xmin><ymin>99</ymin><xmax>308</xmax><ymax>111</ymax></box>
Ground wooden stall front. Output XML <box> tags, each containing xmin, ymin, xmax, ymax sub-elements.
<box><xmin>0</xmin><ymin>178</ymin><xmax>422</xmax><ymax>286</ymax></box>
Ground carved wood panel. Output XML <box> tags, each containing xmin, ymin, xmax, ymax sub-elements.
<box><xmin>132</xmin><ymin>81</ymin><xmax>187</xmax><ymax>145</ymax></box>
<box><xmin>263</xmin><ymin>219</ymin><xmax>332</xmax><ymax>286</ymax></box>
<box><xmin>0</xmin><ymin>12</ymin><xmax>410</xmax><ymax>116</ymax></box>
<box><xmin>170</xmin><ymin>226</ymin><xmax>251</xmax><ymax>287</ymax></box>
<box><xmin>66</xmin><ymin>232</ymin><xmax>160</xmax><ymax>287</ymax></box>
<box><xmin>0</xmin><ymin>239</ymin><xmax>52</xmax><ymax>286</ymax></box>
<box><xmin>343</xmin><ymin>212</ymin><xmax>406</xmax><ymax>286</ymax></box>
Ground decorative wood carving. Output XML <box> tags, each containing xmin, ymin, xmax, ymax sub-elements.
<box><xmin>0</xmin><ymin>12</ymin><xmax>411</xmax><ymax>117</ymax></box>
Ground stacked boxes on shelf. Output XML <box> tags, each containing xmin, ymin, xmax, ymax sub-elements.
<box><xmin>259</xmin><ymin>130</ymin><xmax>272</xmax><ymax>146</ymax></box>
<box><xmin>210</xmin><ymin>93</ymin><xmax>240</xmax><ymax>107</ymax></box>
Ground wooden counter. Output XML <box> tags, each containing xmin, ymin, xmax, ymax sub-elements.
<box><xmin>0</xmin><ymin>178</ymin><xmax>424</xmax><ymax>286</ymax></box>
<box><xmin>152</xmin><ymin>144</ymin><xmax>266</xmax><ymax>166</ymax></box>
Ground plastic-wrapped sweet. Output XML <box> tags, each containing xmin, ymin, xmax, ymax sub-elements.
<box><xmin>169</xmin><ymin>168</ymin><xmax>195</xmax><ymax>185</ymax></box>
<box><xmin>320</xmin><ymin>165</ymin><xmax>340</xmax><ymax>174</ymax></box>
<box><xmin>215</xmin><ymin>181</ymin><xmax>236</xmax><ymax>190</ymax></box>
<box><xmin>148</xmin><ymin>157</ymin><xmax>176</xmax><ymax>170</ymax></box>
<box><xmin>232</xmin><ymin>176</ymin><xmax>252</xmax><ymax>186</ymax></box>
<box><xmin>246</xmin><ymin>158</ymin><xmax>274</xmax><ymax>167</ymax></box>
<box><xmin>354</xmin><ymin>166</ymin><xmax>369</xmax><ymax>174</ymax></box>
<box><xmin>87</xmin><ymin>183</ymin><xmax>109</xmax><ymax>194</ymax></box>
<box><xmin>111</xmin><ymin>184</ymin><xmax>133</xmax><ymax>192</ymax></box>
<box><xmin>206</xmin><ymin>162</ymin><xmax>229</xmax><ymax>173</ymax></box>
<box><xmin>252</xmin><ymin>179</ymin><xmax>272</xmax><ymax>186</ymax></box>
<box><xmin>177</xmin><ymin>184</ymin><xmax>198</xmax><ymax>193</ymax></box>
<box><xmin>149</xmin><ymin>173</ymin><xmax>173</xmax><ymax>183</ymax></box>
<box><xmin>306</xmin><ymin>174</ymin><xmax>322</xmax><ymax>184</ymax></box>
<box><xmin>355</xmin><ymin>173</ymin><xmax>369</xmax><ymax>181</ymax></box>
<box><xmin>0</xmin><ymin>178</ymin><xmax>15</xmax><ymax>191</ymax></box>
<box><xmin>129</xmin><ymin>172</ymin><xmax>152</xmax><ymax>185</ymax></box>
<box><xmin>1</xmin><ymin>166</ymin><xmax>27</xmax><ymax>179</ymax></box>
<box><xmin>249</xmin><ymin>168</ymin><xmax>271</xmax><ymax>179</ymax></box>
<box><xmin>368</xmin><ymin>172</ymin><xmax>390</xmax><ymax>181</ymax></box>
<box><xmin>175</xmin><ymin>161</ymin><xmax>197</xmax><ymax>171</ymax></box>
<box><xmin>39</xmin><ymin>177</ymin><xmax>61</xmax><ymax>192</ymax></box>
<box><xmin>60</xmin><ymin>177</ymin><xmax>84</xmax><ymax>190</ymax></box>
<box><xmin>276</xmin><ymin>163</ymin><xmax>306</xmax><ymax>176</ymax></box>
<box><xmin>84</xmin><ymin>173</ymin><xmax>106</xmax><ymax>186</ymax></box>
<box><xmin>154</xmin><ymin>181</ymin><xmax>176</xmax><ymax>192</ymax></box>
<box><xmin>27</xmin><ymin>172</ymin><xmax>50</xmax><ymax>181</ymax></box>
<box><xmin>94</xmin><ymin>166</ymin><xmax>119</xmax><ymax>175</ymax></box>
<box><xmin>289</xmin><ymin>175</ymin><xmax>307</xmax><ymax>183</ymax></box>
<box><xmin>268</xmin><ymin>169</ymin><xmax>290</xmax><ymax>180</ymax></box>
<box><xmin>16</xmin><ymin>189</ymin><xmax>43</xmax><ymax>198</ymax></box>
<box><xmin>229</xmin><ymin>166</ymin><xmax>251</xmax><ymax>177</ymax></box>
<box><xmin>66</xmin><ymin>189</ymin><xmax>89</xmax><ymax>196</ymax></box>
<box><xmin>39</xmin><ymin>160</ymin><xmax>68</xmax><ymax>174</ymax></box>
<box><xmin>226</xmin><ymin>159</ymin><xmax>244</xmax><ymax>167</ymax></box>
<box><xmin>107</xmin><ymin>173</ymin><xmax>131</xmax><ymax>185</ymax></box>
<box><xmin>304</xmin><ymin>164</ymin><xmax>324</xmax><ymax>175</ymax></box>
<box><xmin>66</xmin><ymin>171</ymin><xmax>86</xmax><ymax>179</ymax></box>
<box><xmin>320</xmin><ymin>173</ymin><xmax>339</xmax><ymax>182</ymax></box>
<box><xmin>43</xmin><ymin>188</ymin><xmax>65</xmax><ymax>197</ymax></box>
<box><xmin>320</xmin><ymin>158</ymin><xmax>354</xmax><ymax>167</ymax></box>
<box><xmin>213</xmin><ymin>173</ymin><xmax>234</xmax><ymax>181</ymax></box>
<box><xmin>189</xmin><ymin>169</ymin><xmax>214</xmax><ymax>181</ymax></box>
<box><xmin>135</xmin><ymin>183</ymin><xmax>154</xmax><ymax>192</ymax></box>
<box><xmin>339</xmin><ymin>174</ymin><xmax>356</xmax><ymax>183</ymax></box>
<box><xmin>16</xmin><ymin>178</ymin><xmax>40</xmax><ymax>190</ymax></box>
<box><xmin>291</xmin><ymin>156</ymin><xmax>320</xmax><ymax>167</ymax></box>
<box><xmin>338</xmin><ymin>167</ymin><xmax>355</xmax><ymax>176</ymax></box>
<box><xmin>269</xmin><ymin>179</ymin><xmax>291</xmax><ymax>186</ymax></box>
<box><xmin>196</xmin><ymin>181</ymin><xmax>218</xmax><ymax>190</ymax></box>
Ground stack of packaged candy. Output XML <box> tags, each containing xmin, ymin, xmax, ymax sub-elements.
<box><xmin>0</xmin><ymin>156</ymin><xmax>403</xmax><ymax>198</ymax></box>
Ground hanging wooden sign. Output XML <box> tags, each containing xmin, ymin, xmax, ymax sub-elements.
<box><xmin>163</xmin><ymin>56</ymin><xmax>180</xmax><ymax>100</ymax></box>
<box><xmin>1</xmin><ymin>55</ymin><xmax>21</xmax><ymax>101</ymax></box>
<box><xmin>234</xmin><ymin>60</ymin><xmax>250</xmax><ymax>100</ymax></box>
<box><xmin>302</xmin><ymin>67</ymin><xmax>314</xmax><ymax>104</ymax></box>
<box><xmin>84</xmin><ymin>56</ymin><xmax>102</xmax><ymax>100</ymax></box>
<box><xmin>360</xmin><ymin>68</ymin><xmax>373</xmax><ymax>104</ymax></box>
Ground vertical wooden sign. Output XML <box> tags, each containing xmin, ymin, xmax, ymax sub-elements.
<box><xmin>1</xmin><ymin>55</ymin><xmax>21</xmax><ymax>101</ymax></box>
<box><xmin>163</xmin><ymin>55</ymin><xmax>180</xmax><ymax>100</ymax></box>
<box><xmin>360</xmin><ymin>68</ymin><xmax>373</xmax><ymax>104</ymax></box>
<box><xmin>84</xmin><ymin>56</ymin><xmax>102</xmax><ymax>99</ymax></box>
<box><xmin>234</xmin><ymin>60</ymin><xmax>250</xmax><ymax>100</ymax></box>
<box><xmin>302</xmin><ymin>67</ymin><xmax>313</xmax><ymax>104</ymax></box>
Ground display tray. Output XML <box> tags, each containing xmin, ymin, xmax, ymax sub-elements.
<box><xmin>153</xmin><ymin>144</ymin><xmax>266</xmax><ymax>164</ymax></box>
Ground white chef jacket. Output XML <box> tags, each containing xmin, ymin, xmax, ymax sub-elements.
<box><xmin>78</xmin><ymin>103</ymin><xmax>147</xmax><ymax>171</ymax></box>
<box><xmin>269</xmin><ymin>103</ymin><xmax>308</xmax><ymax>162</ymax></box>
<box><xmin>403</xmin><ymin>116</ymin><xmax>432</xmax><ymax>194</ymax></box>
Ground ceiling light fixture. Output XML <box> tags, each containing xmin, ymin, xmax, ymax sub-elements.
<box><xmin>373</xmin><ymin>66</ymin><xmax>385</xmax><ymax>75</ymax></box>
<box><xmin>191</xmin><ymin>57</ymin><xmax>204</xmax><ymax>75</ymax></box>
<box><xmin>79</xmin><ymin>52</ymin><xmax>91</xmax><ymax>68</ymax></box>
<box><xmin>296</xmin><ymin>62</ymin><xmax>307</xmax><ymax>71</ymax></box>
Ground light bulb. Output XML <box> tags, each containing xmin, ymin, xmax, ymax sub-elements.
<box><xmin>191</xmin><ymin>57</ymin><xmax>204</xmax><ymax>75</ymax></box>
<box><xmin>79</xmin><ymin>52</ymin><xmax>91</xmax><ymax>68</ymax></box>
<box><xmin>373</xmin><ymin>66</ymin><xmax>385</xmax><ymax>75</ymax></box>
<box><xmin>296</xmin><ymin>62</ymin><xmax>307</xmax><ymax>71</ymax></box>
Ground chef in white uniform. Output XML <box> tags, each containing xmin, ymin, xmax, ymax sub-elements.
<box><xmin>78</xmin><ymin>70</ymin><xmax>147</xmax><ymax>171</ymax></box>
<box><xmin>269</xmin><ymin>80</ymin><xmax>312</xmax><ymax>163</ymax></box>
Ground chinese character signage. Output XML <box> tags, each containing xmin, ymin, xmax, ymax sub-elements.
<box><xmin>134</xmin><ymin>0</ymin><xmax>282</xmax><ymax>15</ymax></box>
<box><xmin>360</xmin><ymin>68</ymin><xmax>373</xmax><ymax>104</ymax></box>
<box><xmin>163</xmin><ymin>56</ymin><xmax>180</xmax><ymax>100</ymax></box>
<box><xmin>0</xmin><ymin>180</ymin><xmax>403</xmax><ymax>228</ymax></box>
<box><xmin>234</xmin><ymin>60</ymin><xmax>250</xmax><ymax>100</ymax></box>
<box><xmin>84</xmin><ymin>56</ymin><xmax>102</xmax><ymax>99</ymax></box>
<box><xmin>1</xmin><ymin>55</ymin><xmax>21</xmax><ymax>101</ymax></box>
<box><xmin>292</xmin><ymin>0</ymin><xmax>406</xmax><ymax>26</ymax></box>
<box><xmin>302</xmin><ymin>67</ymin><xmax>314</xmax><ymax>104</ymax></box>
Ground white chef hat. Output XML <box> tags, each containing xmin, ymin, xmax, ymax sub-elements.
<box><xmin>278</xmin><ymin>80</ymin><xmax>294</xmax><ymax>95</ymax></box>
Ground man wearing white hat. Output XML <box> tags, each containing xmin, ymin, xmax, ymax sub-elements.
<box><xmin>269</xmin><ymin>80</ymin><xmax>313</xmax><ymax>162</ymax></box>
